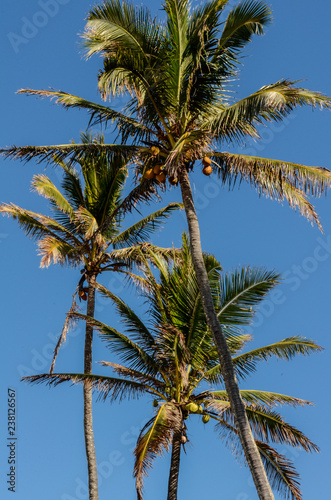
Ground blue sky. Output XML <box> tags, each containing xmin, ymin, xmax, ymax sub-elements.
<box><xmin>1</xmin><ymin>0</ymin><xmax>331</xmax><ymax>499</ymax></box>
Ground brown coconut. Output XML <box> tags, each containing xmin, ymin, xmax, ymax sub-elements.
<box><xmin>153</xmin><ymin>165</ymin><xmax>163</xmax><ymax>175</ymax></box>
<box><xmin>144</xmin><ymin>169</ymin><xmax>154</xmax><ymax>180</ymax></box>
<box><xmin>150</xmin><ymin>146</ymin><xmax>160</xmax><ymax>156</ymax></box>
<box><xmin>202</xmin><ymin>165</ymin><xmax>213</xmax><ymax>176</ymax></box>
<box><xmin>202</xmin><ymin>156</ymin><xmax>212</xmax><ymax>166</ymax></box>
<box><xmin>79</xmin><ymin>290</ymin><xmax>88</xmax><ymax>301</ymax></box>
<box><xmin>156</xmin><ymin>172</ymin><xmax>166</xmax><ymax>183</ymax></box>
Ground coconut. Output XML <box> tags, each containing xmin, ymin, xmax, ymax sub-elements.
<box><xmin>202</xmin><ymin>165</ymin><xmax>213</xmax><ymax>176</ymax></box>
<box><xmin>150</xmin><ymin>146</ymin><xmax>160</xmax><ymax>156</ymax></box>
<box><xmin>156</xmin><ymin>172</ymin><xmax>166</xmax><ymax>183</ymax></box>
<box><xmin>169</xmin><ymin>176</ymin><xmax>178</xmax><ymax>185</ymax></box>
<box><xmin>153</xmin><ymin>165</ymin><xmax>163</xmax><ymax>175</ymax></box>
<box><xmin>153</xmin><ymin>399</ymin><xmax>159</xmax><ymax>408</ymax></box>
<box><xmin>202</xmin><ymin>156</ymin><xmax>212</xmax><ymax>166</ymax></box>
<box><xmin>184</xmin><ymin>402</ymin><xmax>199</xmax><ymax>413</ymax></box>
<box><xmin>202</xmin><ymin>414</ymin><xmax>210</xmax><ymax>424</ymax></box>
<box><xmin>79</xmin><ymin>290</ymin><xmax>87</xmax><ymax>301</ymax></box>
<box><xmin>181</xmin><ymin>435</ymin><xmax>187</xmax><ymax>444</ymax></box>
<box><xmin>144</xmin><ymin>169</ymin><xmax>154</xmax><ymax>180</ymax></box>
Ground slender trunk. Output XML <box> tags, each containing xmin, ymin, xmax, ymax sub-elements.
<box><xmin>178</xmin><ymin>168</ymin><xmax>274</xmax><ymax>500</ymax></box>
<box><xmin>84</xmin><ymin>273</ymin><xmax>99</xmax><ymax>500</ymax></box>
<box><xmin>167</xmin><ymin>426</ymin><xmax>183</xmax><ymax>500</ymax></box>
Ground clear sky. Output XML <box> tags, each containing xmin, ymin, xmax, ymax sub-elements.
<box><xmin>1</xmin><ymin>1</ymin><xmax>330</xmax><ymax>499</ymax></box>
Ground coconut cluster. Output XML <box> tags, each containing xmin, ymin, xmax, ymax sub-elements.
<box><xmin>142</xmin><ymin>146</ymin><xmax>178</xmax><ymax>185</ymax></box>
<box><xmin>183</xmin><ymin>402</ymin><xmax>211</xmax><ymax>424</ymax></box>
<box><xmin>142</xmin><ymin>148</ymin><xmax>213</xmax><ymax>185</ymax></box>
<box><xmin>202</xmin><ymin>157</ymin><xmax>213</xmax><ymax>175</ymax></box>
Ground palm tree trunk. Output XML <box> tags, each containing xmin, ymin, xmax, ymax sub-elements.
<box><xmin>167</xmin><ymin>427</ymin><xmax>182</xmax><ymax>500</ymax></box>
<box><xmin>84</xmin><ymin>272</ymin><xmax>99</xmax><ymax>500</ymax></box>
<box><xmin>178</xmin><ymin>167</ymin><xmax>274</xmax><ymax>500</ymax></box>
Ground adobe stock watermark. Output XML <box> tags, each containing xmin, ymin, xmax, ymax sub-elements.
<box><xmin>190</xmin><ymin>113</ymin><xmax>297</xmax><ymax>217</ymax></box>
<box><xmin>95</xmin><ymin>274</ymin><xmax>125</xmax><ymax>314</ymax></box>
<box><xmin>246</xmin><ymin>233</ymin><xmax>331</xmax><ymax>335</ymax></box>
<box><xmin>17</xmin><ymin>326</ymin><xmax>81</xmax><ymax>377</ymax></box>
<box><xmin>0</xmin><ymin>233</ymin><xmax>9</xmax><ymax>243</ymax></box>
<box><xmin>61</xmin><ymin>450</ymin><xmax>125</xmax><ymax>500</ymax></box>
<box><xmin>235</xmin><ymin>445</ymin><xmax>303</xmax><ymax>499</ymax></box>
<box><xmin>61</xmin><ymin>421</ymin><xmax>144</xmax><ymax>500</ymax></box>
<box><xmin>7</xmin><ymin>0</ymin><xmax>71</xmax><ymax>55</ymax></box>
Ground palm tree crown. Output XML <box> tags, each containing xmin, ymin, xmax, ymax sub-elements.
<box><xmin>1</xmin><ymin>133</ymin><xmax>181</xmax><ymax>272</ymax></box>
<box><xmin>25</xmin><ymin>235</ymin><xmax>322</xmax><ymax>500</ymax></box>
<box><xmin>2</xmin><ymin>1</ymin><xmax>331</xmax><ymax>225</ymax></box>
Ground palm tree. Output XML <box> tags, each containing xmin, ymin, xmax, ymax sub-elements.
<box><xmin>23</xmin><ymin>235</ymin><xmax>322</xmax><ymax>500</ymax></box>
<box><xmin>1</xmin><ymin>1</ymin><xmax>331</xmax><ymax>497</ymax></box>
<box><xmin>0</xmin><ymin>133</ymin><xmax>182</xmax><ymax>500</ymax></box>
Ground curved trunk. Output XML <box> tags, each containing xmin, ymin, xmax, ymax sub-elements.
<box><xmin>178</xmin><ymin>168</ymin><xmax>274</xmax><ymax>500</ymax></box>
<box><xmin>167</xmin><ymin>426</ymin><xmax>183</xmax><ymax>500</ymax></box>
<box><xmin>84</xmin><ymin>273</ymin><xmax>99</xmax><ymax>500</ymax></box>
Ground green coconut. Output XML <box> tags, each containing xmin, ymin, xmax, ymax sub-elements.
<box><xmin>184</xmin><ymin>402</ymin><xmax>199</xmax><ymax>413</ymax></box>
<box><xmin>202</xmin><ymin>414</ymin><xmax>210</xmax><ymax>424</ymax></box>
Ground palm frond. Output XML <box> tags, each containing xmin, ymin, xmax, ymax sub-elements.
<box><xmin>74</xmin><ymin>207</ymin><xmax>103</xmax><ymax>243</ymax></box>
<box><xmin>134</xmin><ymin>403</ymin><xmax>181</xmax><ymax>499</ymax></box>
<box><xmin>59</xmin><ymin>162</ymin><xmax>85</xmax><ymax>209</ymax></box>
<box><xmin>31</xmin><ymin>174</ymin><xmax>76</xmax><ymax>219</ymax></box>
<box><xmin>232</xmin><ymin>337</ymin><xmax>323</xmax><ymax>378</ymax></box>
<box><xmin>49</xmin><ymin>294</ymin><xmax>79</xmax><ymax>374</ymax></box>
<box><xmin>164</xmin><ymin>0</ymin><xmax>190</xmax><ymax>109</ymax></box>
<box><xmin>0</xmin><ymin>203</ymin><xmax>80</xmax><ymax>247</ymax></box>
<box><xmin>218</xmin><ymin>1</ymin><xmax>272</xmax><ymax>54</ymax></box>
<box><xmin>22</xmin><ymin>373</ymin><xmax>152</xmax><ymax>402</ymax></box>
<box><xmin>213</xmin><ymin>152</ymin><xmax>331</xmax><ymax>230</ymax></box>
<box><xmin>100</xmin><ymin>361</ymin><xmax>164</xmax><ymax>391</ymax></box>
<box><xmin>17</xmin><ymin>88</ymin><xmax>152</xmax><ymax>135</ymax></box>
<box><xmin>94</xmin><ymin>283</ymin><xmax>156</xmax><ymax>352</ymax></box>
<box><xmin>106</xmin><ymin>242</ymin><xmax>182</xmax><ymax>266</ymax></box>
<box><xmin>217</xmin><ymin>266</ymin><xmax>280</xmax><ymax>327</ymax></box>
<box><xmin>216</xmin><ymin>418</ymin><xmax>303</xmax><ymax>500</ymax></box>
<box><xmin>0</xmin><ymin>141</ymin><xmax>138</xmax><ymax>167</ymax></box>
<box><xmin>214</xmin><ymin>151</ymin><xmax>331</xmax><ymax>197</ymax></box>
<box><xmin>76</xmin><ymin>313</ymin><xmax>159</xmax><ymax>375</ymax></box>
<box><xmin>210</xmin><ymin>80</ymin><xmax>331</xmax><ymax>141</ymax></box>
<box><xmin>112</xmin><ymin>202</ymin><xmax>183</xmax><ymax>248</ymax></box>
<box><xmin>256</xmin><ymin>441</ymin><xmax>302</xmax><ymax>500</ymax></box>
<box><xmin>245</xmin><ymin>406</ymin><xmax>319</xmax><ymax>452</ymax></box>
<box><xmin>211</xmin><ymin>389</ymin><xmax>313</xmax><ymax>408</ymax></box>
<box><xmin>38</xmin><ymin>236</ymin><xmax>81</xmax><ymax>268</ymax></box>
